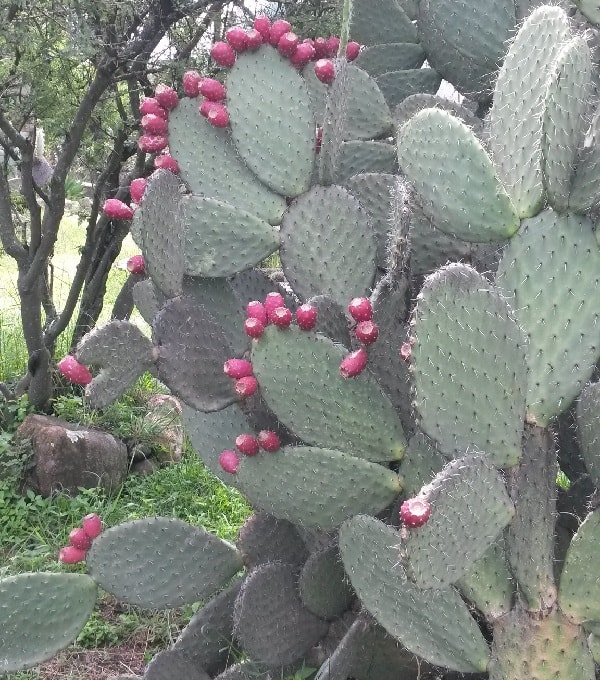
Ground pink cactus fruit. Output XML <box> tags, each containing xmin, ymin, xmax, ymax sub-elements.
<box><xmin>129</xmin><ymin>178</ymin><xmax>147</xmax><ymax>203</ymax></box>
<box><xmin>269</xmin><ymin>19</ymin><xmax>292</xmax><ymax>46</ymax></box>
<box><xmin>244</xmin><ymin>317</ymin><xmax>265</xmax><ymax>339</ymax></box>
<box><xmin>223</xmin><ymin>358</ymin><xmax>254</xmax><ymax>379</ymax></box>
<box><xmin>246</xmin><ymin>300</ymin><xmax>269</xmax><ymax>326</ymax></box>
<box><xmin>258</xmin><ymin>430</ymin><xmax>281</xmax><ymax>452</ymax></box>
<box><xmin>235</xmin><ymin>376</ymin><xmax>259</xmax><ymax>398</ymax></box>
<box><xmin>339</xmin><ymin>348</ymin><xmax>368</xmax><ymax>379</ymax></box>
<box><xmin>139</xmin><ymin>98</ymin><xmax>168</xmax><ymax>119</ymax></box>
<box><xmin>141</xmin><ymin>113</ymin><xmax>168</xmax><ymax>135</ymax></box>
<box><xmin>103</xmin><ymin>198</ymin><xmax>134</xmax><ymax>220</ymax></box>
<box><xmin>211</xmin><ymin>41</ymin><xmax>236</xmax><ymax>68</ymax></box>
<box><xmin>59</xmin><ymin>545</ymin><xmax>87</xmax><ymax>564</ymax></box>
<box><xmin>355</xmin><ymin>320</ymin><xmax>379</xmax><ymax>345</ymax></box>
<box><xmin>182</xmin><ymin>70</ymin><xmax>203</xmax><ymax>97</ymax></box>
<box><xmin>278</xmin><ymin>32</ymin><xmax>299</xmax><ymax>57</ymax></box>
<box><xmin>219</xmin><ymin>449</ymin><xmax>240</xmax><ymax>474</ymax></box>
<box><xmin>270</xmin><ymin>306</ymin><xmax>293</xmax><ymax>328</ymax></box>
<box><xmin>154</xmin><ymin>153</ymin><xmax>180</xmax><ymax>173</ymax></box>
<box><xmin>313</xmin><ymin>37</ymin><xmax>329</xmax><ymax>59</ymax></box>
<box><xmin>326</xmin><ymin>36</ymin><xmax>340</xmax><ymax>57</ymax></box>
<box><xmin>57</xmin><ymin>355</ymin><xmax>93</xmax><ymax>386</ymax></box>
<box><xmin>138</xmin><ymin>134</ymin><xmax>169</xmax><ymax>154</ymax></box>
<box><xmin>154</xmin><ymin>83</ymin><xmax>179</xmax><ymax>110</ymax></box>
<box><xmin>400</xmin><ymin>497</ymin><xmax>431</xmax><ymax>528</ymax></box>
<box><xmin>82</xmin><ymin>513</ymin><xmax>103</xmax><ymax>539</ymax></box>
<box><xmin>235</xmin><ymin>433</ymin><xmax>260</xmax><ymax>457</ymax></box>
<box><xmin>127</xmin><ymin>255</ymin><xmax>145</xmax><ymax>275</ymax></box>
<box><xmin>226</xmin><ymin>26</ymin><xmax>249</xmax><ymax>52</ymax></box>
<box><xmin>295</xmin><ymin>304</ymin><xmax>318</xmax><ymax>330</ymax></box>
<box><xmin>346</xmin><ymin>41</ymin><xmax>361</xmax><ymax>61</ymax></box>
<box><xmin>348</xmin><ymin>296</ymin><xmax>373</xmax><ymax>322</ymax></box>
<box><xmin>69</xmin><ymin>527</ymin><xmax>92</xmax><ymax>551</ymax></box>
<box><xmin>290</xmin><ymin>41</ymin><xmax>315</xmax><ymax>69</ymax></box>
<box><xmin>246</xmin><ymin>28</ymin><xmax>263</xmax><ymax>50</ymax></box>
<box><xmin>314</xmin><ymin>58</ymin><xmax>335</xmax><ymax>84</ymax></box>
<box><xmin>206</xmin><ymin>103</ymin><xmax>230</xmax><ymax>128</ymax></box>
<box><xmin>253</xmin><ymin>15</ymin><xmax>271</xmax><ymax>40</ymax></box>
<box><xmin>199</xmin><ymin>78</ymin><xmax>226</xmax><ymax>102</ymax></box>
<box><xmin>264</xmin><ymin>292</ymin><xmax>285</xmax><ymax>320</ymax></box>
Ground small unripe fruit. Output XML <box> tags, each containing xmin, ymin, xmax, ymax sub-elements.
<box><xmin>103</xmin><ymin>198</ymin><xmax>134</xmax><ymax>220</ymax></box>
<box><xmin>226</xmin><ymin>26</ymin><xmax>249</xmax><ymax>52</ymax></box>
<box><xmin>348</xmin><ymin>297</ymin><xmax>373</xmax><ymax>322</ymax></box>
<box><xmin>182</xmin><ymin>70</ymin><xmax>203</xmax><ymax>97</ymax></box>
<box><xmin>253</xmin><ymin>15</ymin><xmax>271</xmax><ymax>39</ymax></box>
<box><xmin>154</xmin><ymin>154</ymin><xmax>179</xmax><ymax>173</ymax></box>
<box><xmin>270</xmin><ymin>306</ymin><xmax>293</xmax><ymax>328</ymax></box>
<box><xmin>235</xmin><ymin>433</ymin><xmax>260</xmax><ymax>456</ymax></box>
<box><xmin>219</xmin><ymin>449</ymin><xmax>240</xmax><ymax>474</ymax></box>
<box><xmin>207</xmin><ymin>103</ymin><xmax>230</xmax><ymax>128</ymax></box>
<box><xmin>246</xmin><ymin>300</ymin><xmax>268</xmax><ymax>325</ymax></box>
<box><xmin>314</xmin><ymin>59</ymin><xmax>335</xmax><ymax>84</ymax></box>
<box><xmin>346</xmin><ymin>41</ymin><xmax>361</xmax><ymax>61</ymax></box>
<box><xmin>223</xmin><ymin>359</ymin><xmax>254</xmax><ymax>379</ymax></box>
<box><xmin>269</xmin><ymin>19</ymin><xmax>292</xmax><ymax>46</ymax></box>
<box><xmin>339</xmin><ymin>348</ymin><xmax>368</xmax><ymax>378</ymax></box>
<box><xmin>400</xmin><ymin>497</ymin><xmax>431</xmax><ymax>528</ymax></box>
<box><xmin>200</xmin><ymin>78</ymin><xmax>226</xmax><ymax>102</ymax></box>
<box><xmin>138</xmin><ymin>134</ymin><xmax>169</xmax><ymax>153</ymax></box>
<box><xmin>264</xmin><ymin>292</ymin><xmax>285</xmax><ymax>318</ymax></box>
<box><xmin>82</xmin><ymin>513</ymin><xmax>103</xmax><ymax>539</ymax></box>
<box><xmin>400</xmin><ymin>341</ymin><xmax>412</xmax><ymax>363</ymax></box>
<box><xmin>258</xmin><ymin>430</ymin><xmax>281</xmax><ymax>452</ymax></box>
<box><xmin>59</xmin><ymin>545</ymin><xmax>87</xmax><ymax>564</ymax></box>
<box><xmin>326</xmin><ymin>36</ymin><xmax>340</xmax><ymax>57</ymax></box>
<box><xmin>154</xmin><ymin>84</ymin><xmax>179</xmax><ymax>110</ymax></box>
<box><xmin>141</xmin><ymin>113</ymin><xmax>168</xmax><ymax>135</ymax></box>
<box><xmin>278</xmin><ymin>32</ymin><xmax>299</xmax><ymax>57</ymax></box>
<box><xmin>355</xmin><ymin>320</ymin><xmax>379</xmax><ymax>345</ymax></box>
<box><xmin>295</xmin><ymin>304</ymin><xmax>318</xmax><ymax>330</ymax></box>
<box><xmin>129</xmin><ymin>178</ymin><xmax>147</xmax><ymax>203</ymax></box>
<box><xmin>211</xmin><ymin>41</ymin><xmax>236</xmax><ymax>67</ymax></box>
<box><xmin>246</xmin><ymin>29</ymin><xmax>263</xmax><ymax>50</ymax></box>
<box><xmin>58</xmin><ymin>355</ymin><xmax>93</xmax><ymax>385</ymax></box>
<box><xmin>244</xmin><ymin>317</ymin><xmax>265</xmax><ymax>338</ymax></box>
<box><xmin>69</xmin><ymin>527</ymin><xmax>92</xmax><ymax>551</ymax></box>
<box><xmin>313</xmin><ymin>37</ymin><xmax>329</xmax><ymax>59</ymax></box>
<box><xmin>139</xmin><ymin>98</ymin><xmax>168</xmax><ymax>119</ymax></box>
<box><xmin>235</xmin><ymin>376</ymin><xmax>259</xmax><ymax>397</ymax></box>
<box><xmin>290</xmin><ymin>42</ymin><xmax>315</xmax><ymax>69</ymax></box>
<box><xmin>127</xmin><ymin>254</ymin><xmax>145</xmax><ymax>275</ymax></box>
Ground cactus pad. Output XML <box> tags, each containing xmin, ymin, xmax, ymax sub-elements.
<box><xmin>349</xmin><ymin>0</ymin><xmax>418</xmax><ymax>45</ymax></box>
<box><xmin>399</xmin><ymin>432</ymin><xmax>447</xmax><ymax>496</ymax></box>
<box><xmin>576</xmin><ymin>382</ymin><xmax>600</xmax><ymax>485</ymax></box>
<box><xmin>132</xmin><ymin>279</ymin><xmax>164</xmax><ymax>326</ymax></box>
<box><xmin>236</xmin><ymin>513</ymin><xmax>308</xmax><ymax>570</ymax></box>
<box><xmin>298</xmin><ymin>543</ymin><xmax>354</xmax><ymax>619</ymax></box>
<box><xmin>376</xmin><ymin>68</ymin><xmax>442</xmax><ymax>109</ymax></box>
<box><xmin>306</xmin><ymin>295</ymin><xmax>352</xmax><ymax>347</ymax></box>
<box><xmin>87</xmin><ymin>517</ymin><xmax>243</xmax><ymax>608</ymax></box>
<box><xmin>335</xmin><ymin>140</ymin><xmax>398</xmax><ymax>181</ymax></box>
<box><xmin>394</xmin><ymin>93</ymin><xmax>484</xmax><ymax>136</ymax></box>
<box><xmin>569</xmin><ymin>108</ymin><xmax>600</xmax><ymax>213</ymax></box>
<box><xmin>355</xmin><ymin>43</ymin><xmax>425</xmax><ymax>78</ymax></box>
<box><xmin>145</xmin><ymin>648</ymin><xmax>211</xmax><ymax>680</ymax></box>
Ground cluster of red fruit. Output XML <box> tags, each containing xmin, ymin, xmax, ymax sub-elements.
<box><xmin>339</xmin><ymin>297</ymin><xmax>379</xmax><ymax>378</ymax></box>
<box><xmin>218</xmin><ymin>428</ymin><xmax>281</xmax><ymax>475</ymax></box>
<box><xmin>137</xmin><ymin>84</ymin><xmax>179</xmax><ymax>155</ymax></box>
<box><xmin>244</xmin><ymin>292</ymin><xmax>318</xmax><ymax>339</ymax></box>
<box><xmin>58</xmin><ymin>513</ymin><xmax>103</xmax><ymax>564</ymax></box>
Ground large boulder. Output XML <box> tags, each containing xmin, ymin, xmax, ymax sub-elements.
<box><xmin>16</xmin><ymin>414</ymin><xmax>128</xmax><ymax>496</ymax></box>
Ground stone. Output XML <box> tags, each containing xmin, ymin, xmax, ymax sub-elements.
<box><xmin>130</xmin><ymin>458</ymin><xmax>160</xmax><ymax>476</ymax></box>
<box><xmin>16</xmin><ymin>414</ymin><xmax>127</xmax><ymax>497</ymax></box>
<box><xmin>143</xmin><ymin>394</ymin><xmax>183</xmax><ymax>462</ymax></box>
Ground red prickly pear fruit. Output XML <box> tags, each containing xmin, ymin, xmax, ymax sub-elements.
<box><xmin>226</xmin><ymin>26</ymin><xmax>249</xmax><ymax>52</ymax></box>
<box><xmin>278</xmin><ymin>32</ymin><xmax>299</xmax><ymax>57</ymax></box>
<box><xmin>129</xmin><ymin>178</ymin><xmax>147</xmax><ymax>203</ymax></box>
<box><xmin>211</xmin><ymin>41</ymin><xmax>236</xmax><ymax>67</ymax></box>
<box><xmin>154</xmin><ymin>154</ymin><xmax>179</xmax><ymax>173</ymax></box>
<box><xmin>59</xmin><ymin>545</ymin><xmax>87</xmax><ymax>564</ymax></box>
<box><xmin>69</xmin><ymin>527</ymin><xmax>92</xmax><ymax>551</ymax></box>
<box><xmin>57</xmin><ymin>355</ymin><xmax>93</xmax><ymax>385</ymax></box>
<box><xmin>199</xmin><ymin>99</ymin><xmax>219</xmax><ymax>118</ymax></box>
<box><xmin>258</xmin><ymin>430</ymin><xmax>281</xmax><ymax>452</ymax></box>
<box><xmin>290</xmin><ymin>42</ymin><xmax>315</xmax><ymax>69</ymax></box>
<box><xmin>246</xmin><ymin>300</ymin><xmax>268</xmax><ymax>325</ymax></box>
<box><xmin>315</xmin><ymin>126</ymin><xmax>323</xmax><ymax>153</ymax></box>
<box><xmin>400</xmin><ymin>341</ymin><xmax>412</xmax><ymax>363</ymax></box>
<box><xmin>199</xmin><ymin>78</ymin><xmax>226</xmax><ymax>102</ymax></box>
<box><xmin>313</xmin><ymin>37</ymin><xmax>329</xmax><ymax>59</ymax></box>
<box><xmin>82</xmin><ymin>513</ymin><xmax>103</xmax><ymax>539</ymax></box>
<box><xmin>223</xmin><ymin>358</ymin><xmax>254</xmax><ymax>379</ymax></box>
<box><xmin>139</xmin><ymin>98</ymin><xmax>168</xmax><ymax>119</ymax></box>
<box><xmin>355</xmin><ymin>320</ymin><xmax>379</xmax><ymax>345</ymax></box>
<box><xmin>126</xmin><ymin>254</ymin><xmax>145</xmax><ymax>275</ymax></box>
<box><xmin>219</xmin><ymin>449</ymin><xmax>240</xmax><ymax>474</ymax></box>
<box><xmin>182</xmin><ymin>70</ymin><xmax>203</xmax><ymax>97</ymax></box>
<box><xmin>235</xmin><ymin>433</ymin><xmax>260</xmax><ymax>456</ymax></box>
<box><xmin>400</xmin><ymin>497</ymin><xmax>431</xmax><ymax>528</ymax></box>
<box><xmin>235</xmin><ymin>376</ymin><xmax>259</xmax><ymax>398</ymax></box>
<box><xmin>269</xmin><ymin>19</ymin><xmax>292</xmax><ymax>46</ymax></box>
<box><xmin>326</xmin><ymin>36</ymin><xmax>340</xmax><ymax>57</ymax></box>
<box><xmin>314</xmin><ymin>59</ymin><xmax>335</xmax><ymax>84</ymax></box>
<box><xmin>270</xmin><ymin>306</ymin><xmax>293</xmax><ymax>328</ymax></box>
<box><xmin>138</xmin><ymin>134</ymin><xmax>169</xmax><ymax>153</ymax></box>
<box><xmin>141</xmin><ymin>113</ymin><xmax>168</xmax><ymax>135</ymax></box>
<box><xmin>348</xmin><ymin>297</ymin><xmax>373</xmax><ymax>322</ymax></box>
<box><xmin>103</xmin><ymin>198</ymin><xmax>134</xmax><ymax>220</ymax></box>
<box><xmin>346</xmin><ymin>41</ymin><xmax>361</xmax><ymax>61</ymax></box>
<box><xmin>154</xmin><ymin>84</ymin><xmax>179</xmax><ymax>110</ymax></box>
<box><xmin>244</xmin><ymin>317</ymin><xmax>265</xmax><ymax>338</ymax></box>
<box><xmin>264</xmin><ymin>292</ymin><xmax>285</xmax><ymax>319</ymax></box>
<box><xmin>253</xmin><ymin>15</ymin><xmax>271</xmax><ymax>40</ymax></box>
<box><xmin>206</xmin><ymin>103</ymin><xmax>230</xmax><ymax>128</ymax></box>
<box><xmin>295</xmin><ymin>304</ymin><xmax>318</xmax><ymax>330</ymax></box>
<box><xmin>246</xmin><ymin>28</ymin><xmax>263</xmax><ymax>50</ymax></box>
<box><xmin>339</xmin><ymin>348</ymin><xmax>368</xmax><ymax>378</ymax></box>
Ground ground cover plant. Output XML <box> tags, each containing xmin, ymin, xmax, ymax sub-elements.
<box><xmin>2</xmin><ymin>0</ymin><xmax>600</xmax><ymax>679</ymax></box>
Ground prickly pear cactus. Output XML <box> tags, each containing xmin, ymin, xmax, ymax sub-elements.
<box><xmin>7</xmin><ymin>2</ymin><xmax>600</xmax><ymax>679</ymax></box>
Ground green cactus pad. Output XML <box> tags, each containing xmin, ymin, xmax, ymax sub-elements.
<box><xmin>236</xmin><ymin>445</ymin><xmax>401</xmax><ymax>528</ymax></box>
<box><xmin>230</xmin><ymin>268</ymin><xmax>293</xmax><ymax>311</ymax></box>
<box><xmin>306</xmin><ymin>295</ymin><xmax>352</xmax><ymax>347</ymax></box>
<box><xmin>411</xmin><ymin>263</ymin><xmax>528</xmax><ymax>466</ymax></box>
<box><xmin>76</xmin><ymin>320</ymin><xmax>156</xmax><ymax>409</ymax></box>
<box><xmin>376</xmin><ymin>68</ymin><xmax>442</xmax><ymax>109</ymax></box>
<box><xmin>145</xmin><ymin>649</ymin><xmax>211</xmax><ymax>680</ymax></box>
<box><xmin>226</xmin><ymin>46</ymin><xmax>315</xmax><ymax>198</ymax></box>
<box><xmin>183</xmin><ymin>196</ymin><xmax>279</xmax><ymax>278</ymax></box>
<box><xmin>584</xmin><ymin>621</ymin><xmax>600</xmax><ymax>662</ymax></box>
<box><xmin>576</xmin><ymin>383</ymin><xmax>600</xmax><ymax>485</ymax></box>
<box><xmin>349</xmin><ymin>0</ymin><xmax>418</xmax><ymax>45</ymax></box>
<box><xmin>136</xmin><ymin>169</ymin><xmax>185</xmax><ymax>298</ymax></box>
<box><xmin>456</xmin><ymin>539</ymin><xmax>514</xmax><ymax>622</ymax></box>
<box><xmin>280</xmin><ymin>185</ymin><xmax>376</xmax><ymax>308</ymax></box>
<box><xmin>0</xmin><ymin>572</ymin><xmax>97</xmax><ymax>673</ymax></box>
<box><xmin>575</xmin><ymin>0</ymin><xmax>600</xmax><ymax>23</ymax></box>
<box><xmin>173</xmin><ymin>578</ymin><xmax>242</xmax><ymax>676</ymax></box>
<box><xmin>394</xmin><ymin>93</ymin><xmax>484</xmax><ymax>136</ymax></box>
<box><xmin>132</xmin><ymin>279</ymin><xmax>164</xmax><ymax>326</ymax></box>
<box><xmin>489</xmin><ymin>608</ymin><xmax>595</xmax><ymax>680</ymax></box>
<box><xmin>340</xmin><ymin>64</ymin><xmax>394</xmax><ymax>141</ymax></box>
<box><xmin>87</xmin><ymin>517</ymin><xmax>243</xmax><ymax>608</ymax></box>
<box><xmin>495</xmin><ymin>210</ymin><xmax>600</xmax><ymax>426</ymax></box>
<box><xmin>488</xmin><ymin>6</ymin><xmax>571</xmax><ymax>218</ymax></box>
<box><xmin>399</xmin><ymin>432</ymin><xmax>447</xmax><ymax>496</ymax></box>
<box><xmin>403</xmin><ymin>454</ymin><xmax>515</xmax><ymax>589</ymax></box>
<box><xmin>236</xmin><ymin>513</ymin><xmax>308</xmax><ymax>570</ymax></box>
<box><xmin>335</xmin><ymin>140</ymin><xmax>398</xmax><ymax>182</ymax></box>
<box><xmin>251</xmin><ymin>325</ymin><xmax>406</xmax><ymax>461</ymax></box>
<box><xmin>233</xmin><ymin>562</ymin><xmax>328</xmax><ymax>666</ymax></box>
<box><xmin>298</xmin><ymin>543</ymin><xmax>354</xmax><ymax>619</ymax></box>
<box><xmin>418</xmin><ymin>0</ymin><xmax>515</xmax><ymax>99</ymax></box>
<box><xmin>397</xmin><ymin>108</ymin><xmax>519</xmax><ymax>242</ymax></box>
<box><xmin>339</xmin><ymin>515</ymin><xmax>490</xmax><ymax>672</ymax></box>
<box><xmin>559</xmin><ymin>510</ymin><xmax>600</xmax><ymax>624</ymax></box>
<box><xmin>356</xmin><ymin>43</ymin><xmax>425</xmax><ymax>78</ymax></box>
<box><xmin>167</xmin><ymin>97</ymin><xmax>286</xmax><ymax>225</ymax></box>
<box><xmin>542</xmin><ymin>36</ymin><xmax>594</xmax><ymax>213</ymax></box>
<box><xmin>569</xmin><ymin>108</ymin><xmax>600</xmax><ymax>213</ymax></box>
<box><xmin>344</xmin><ymin>173</ymin><xmax>396</xmax><ymax>267</ymax></box>
<box><xmin>302</xmin><ymin>61</ymin><xmax>328</xmax><ymax>125</ymax></box>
